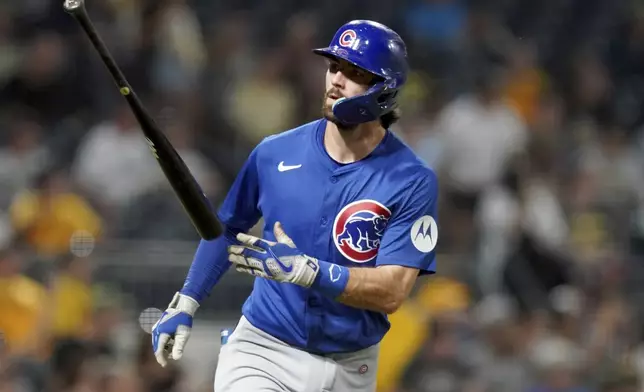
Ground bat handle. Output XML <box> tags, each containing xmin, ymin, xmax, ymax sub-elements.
<box><xmin>63</xmin><ymin>0</ymin><xmax>84</xmax><ymax>13</ymax></box>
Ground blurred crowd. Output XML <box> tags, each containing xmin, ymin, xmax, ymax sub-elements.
<box><xmin>1</xmin><ymin>0</ymin><xmax>644</xmax><ymax>391</ymax></box>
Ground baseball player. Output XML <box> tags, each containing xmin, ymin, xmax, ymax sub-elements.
<box><xmin>152</xmin><ymin>19</ymin><xmax>439</xmax><ymax>392</ymax></box>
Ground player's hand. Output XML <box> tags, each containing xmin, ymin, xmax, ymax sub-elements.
<box><xmin>151</xmin><ymin>292</ymin><xmax>199</xmax><ymax>367</ymax></box>
<box><xmin>228</xmin><ymin>222</ymin><xmax>320</xmax><ymax>287</ymax></box>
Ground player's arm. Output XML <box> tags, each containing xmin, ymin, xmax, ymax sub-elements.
<box><xmin>313</xmin><ymin>172</ymin><xmax>438</xmax><ymax>314</ymax></box>
<box><xmin>152</xmin><ymin>144</ymin><xmax>262</xmax><ymax>366</ymax></box>
<box><xmin>180</xmin><ymin>146</ymin><xmax>263</xmax><ymax>301</ymax></box>
<box><xmin>335</xmin><ymin>264</ymin><xmax>420</xmax><ymax>314</ymax></box>
<box><xmin>229</xmin><ymin>171</ymin><xmax>438</xmax><ymax>315</ymax></box>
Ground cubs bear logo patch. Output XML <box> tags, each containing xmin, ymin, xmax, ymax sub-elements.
<box><xmin>333</xmin><ymin>200</ymin><xmax>391</xmax><ymax>263</ymax></box>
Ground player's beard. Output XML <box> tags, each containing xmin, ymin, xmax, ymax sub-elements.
<box><xmin>322</xmin><ymin>90</ymin><xmax>357</xmax><ymax>132</ymax></box>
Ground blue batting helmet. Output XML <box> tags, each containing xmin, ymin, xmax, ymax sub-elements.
<box><xmin>313</xmin><ymin>20</ymin><xmax>409</xmax><ymax>125</ymax></box>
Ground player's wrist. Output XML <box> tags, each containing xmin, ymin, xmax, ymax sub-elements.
<box><xmin>310</xmin><ymin>260</ymin><xmax>349</xmax><ymax>299</ymax></box>
<box><xmin>179</xmin><ymin>285</ymin><xmax>207</xmax><ymax>304</ymax></box>
<box><xmin>171</xmin><ymin>292</ymin><xmax>200</xmax><ymax>315</ymax></box>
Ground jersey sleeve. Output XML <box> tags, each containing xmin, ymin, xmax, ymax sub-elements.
<box><xmin>216</xmin><ymin>144</ymin><xmax>263</xmax><ymax>231</ymax></box>
<box><xmin>375</xmin><ymin>171</ymin><xmax>439</xmax><ymax>274</ymax></box>
<box><xmin>180</xmin><ymin>144</ymin><xmax>264</xmax><ymax>302</ymax></box>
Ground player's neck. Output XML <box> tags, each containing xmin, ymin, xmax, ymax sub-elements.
<box><xmin>324</xmin><ymin>120</ymin><xmax>385</xmax><ymax>164</ymax></box>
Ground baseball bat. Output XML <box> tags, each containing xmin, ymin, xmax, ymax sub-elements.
<box><xmin>63</xmin><ymin>0</ymin><xmax>222</xmax><ymax>240</ymax></box>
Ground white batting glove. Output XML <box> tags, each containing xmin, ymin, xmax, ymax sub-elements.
<box><xmin>151</xmin><ymin>292</ymin><xmax>199</xmax><ymax>367</ymax></box>
<box><xmin>227</xmin><ymin>222</ymin><xmax>320</xmax><ymax>287</ymax></box>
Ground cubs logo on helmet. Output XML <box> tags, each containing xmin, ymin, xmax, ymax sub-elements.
<box><xmin>333</xmin><ymin>200</ymin><xmax>391</xmax><ymax>263</ymax></box>
<box><xmin>338</xmin><ymin>29</ymin><xmax>357</xmax><ymax>48</ymax></box>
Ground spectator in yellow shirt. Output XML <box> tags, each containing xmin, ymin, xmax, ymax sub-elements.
<box><xmin>9</xmin><ymin>169</ymin><xmax>103</xmax><ymax>258</ymax></box>
<box><xmin>51</xmin><ymin>254</ymin><xmax>94</xmax><ymax>340</ymax></box>
<box><xmin>0</xmin><ymin>246</ymin><xmax>47</xmax><ymax>355</ymax></box>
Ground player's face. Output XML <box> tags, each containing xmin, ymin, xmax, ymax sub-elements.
<box><xmin>322</xmin><ymin>58</ymin><xmax>377</xmax><ymax>127</ymax></box>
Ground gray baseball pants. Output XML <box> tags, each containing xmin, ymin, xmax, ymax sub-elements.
<box><xmin>213</xmin><ymin>316</ymin><xmax>379</xmax><ymax>392</ymax></box>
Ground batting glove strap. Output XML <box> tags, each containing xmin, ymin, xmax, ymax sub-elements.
<box><xmin>288</xmin><ymin>254</ymin><xmax>320</xmax><ymax>288</ymax></box>
<box><xmin>169</xmin><ymin>292</ymin><xmax>200</xmax><ymax>316</ymax></box>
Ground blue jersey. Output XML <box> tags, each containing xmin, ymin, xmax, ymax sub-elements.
<box><xmin>215</xmin><ymin>118</ymin><xmax>439</xmax><ymax>354</ymax></box>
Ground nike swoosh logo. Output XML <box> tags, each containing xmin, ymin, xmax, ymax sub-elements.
<box><xmin>278</xmin><ymin>161</ymin><xmax>302</xmax><ymax>172</ymax></box>
<box><xmin>273</xmin><ymin>256</ymin><xmax>294</xmax><ymax>273</ymax></box>
<box><xmin>267</xmin><ymin>248</ymin><xmax>294</xmax><ymax>273</ymax></box>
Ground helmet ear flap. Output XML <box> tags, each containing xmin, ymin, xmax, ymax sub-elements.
<box><xmin>331</xmin><ymin>79</ymin><xmax>401</xmax><ymax>125</ymax></box>
<box><xmin>377</xmin><ymin>90</ymin><xmax>398</xmax><ymax>105</ymax></box>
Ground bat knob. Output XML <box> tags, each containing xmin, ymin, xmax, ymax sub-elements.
<box><xmin>63</xmin><ymin>0</ymin><xmax>83</xmax><ymax>13</ymax></box>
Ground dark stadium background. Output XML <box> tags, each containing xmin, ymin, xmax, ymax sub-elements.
<box><xmin>1</xmin><ymin>0</ymin><xmax>644</xmax><ymax>391</ymax></box>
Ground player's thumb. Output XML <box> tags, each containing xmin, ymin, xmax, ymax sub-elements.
<box><xmin>171</xmin><ymin>325</ymin><xmax>191</xmax><ymax>361</ymax></box>
<box><xmin>274</xmin><ymin>222</ymin><xmax>295</xmax><ymax>247</ymax></box>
